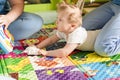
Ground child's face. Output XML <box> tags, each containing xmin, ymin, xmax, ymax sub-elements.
<box><xmin>56</xmin><ymin>11</ymin><xmax>72</xmax><ymax>33</ymax></box>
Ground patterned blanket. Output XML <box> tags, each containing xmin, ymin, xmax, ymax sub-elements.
<box><xmin>0</xmin><ymin>24</ymin><xmax>120</xmax><ymax>80</ymax></box>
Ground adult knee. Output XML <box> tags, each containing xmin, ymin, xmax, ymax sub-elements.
<box><xmin>94</xmin><ymin>36</ymin><xmax>120</xmax><ymax>57</ymax></box>
<box><xmin>8</xmin><ymin>12</ymin><xmax>44</xmax><ymax>40</ymax></box>
<box><xmin>30</xmin><ymin>13</ymin><xmax>43</xmax><ymax>31</ymax></box>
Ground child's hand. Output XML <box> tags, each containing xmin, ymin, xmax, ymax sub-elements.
<box><xmin>23</xmin><ymin>45</ymin><xmax>41</xmax><ymax>55</ymax></box>
<box><xmin>38</xmin><ymin>49</ymin><xmax>47</xmax><ymax>56</ymax></box>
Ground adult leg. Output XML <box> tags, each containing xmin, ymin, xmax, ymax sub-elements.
<box><xmin>83</xmin><ymin>2</ymin><xmax>114</xmax><ymax>30</ymax></box>
<box><xmin>8</xmin><ymin>12</ymin><xmax>43</xmax><ymax>40</ymax></box>
<box><xmin>94</xmin><ymin>4</ymin><xmax>120</xmax><ymax>57</ymax></box>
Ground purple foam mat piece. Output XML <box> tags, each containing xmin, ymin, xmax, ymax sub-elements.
<box><xmin>36</xmin><ymin>66</ymin><xmax>87</xmax><ymax>80</ymax></box>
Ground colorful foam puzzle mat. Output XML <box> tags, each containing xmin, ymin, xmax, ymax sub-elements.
<box><xmin>0</xmin><ymin>25</ymin><xmax>120</xmax><ymax>80</ymax></box>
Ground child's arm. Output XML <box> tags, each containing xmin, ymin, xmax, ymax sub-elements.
<box><xmin>23</xmin><ymin>34</ymin><xmax>60</xmax><ymax>55</ymax></box>
<box><xmin>39</xmin><ymin>43</ymin><xmax>78</xmax><ymax>57</ymax></box>
<box><xmin>36</xmin><ymin>34</ymin><xmax>60</xmax><ymax>49</ymax></box>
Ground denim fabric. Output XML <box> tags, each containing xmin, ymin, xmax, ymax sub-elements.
<box><xmin>83</xmin><ymin>2</ymin><xmax>120</xmax><ymax>57</ymax></box>
<box><xmin>111</xmin><ymin>0</ymin><xmax>120</xmax><ymax>5</ymax></box>
<box><xmin>0</xmin><ymin>1</ymin><xmax>43</xmax><ymax>40</ymax></box>
<box><xmin>8</xmin><ymin>12</ymin><xmax>43</xmax><ymax>40</ymax></box>
<box><xmin>0</xmin><ymin>0</ymin><xmax>7</xmax><ymax>14</ymax></box>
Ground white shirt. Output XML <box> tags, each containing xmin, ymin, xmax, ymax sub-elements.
<box><xmin>56</xmin><ymin>27</ymin><xmax>87</xmax><ymax>45</ymax></box>
<box><xmin>56</xmin><ymin>27</ymin><xmax>101</xmax><ymax>51</ymax></box>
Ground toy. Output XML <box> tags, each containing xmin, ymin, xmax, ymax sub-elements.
<box><xmin>0</xmin><ymin>26</ymin><xmax>14</xmax><ymax>54</ymax></box>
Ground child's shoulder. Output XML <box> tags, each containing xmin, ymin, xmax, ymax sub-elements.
<box><xmin>75</xmin><ymin>27</ymin><xmax>87</xmax><ymax>32</ymax></box>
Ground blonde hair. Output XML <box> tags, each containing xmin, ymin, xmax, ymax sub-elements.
<box><xmin>57</xmin><ymin>1</ymin><xmax>82</xmax><ymax>26</ymax></box>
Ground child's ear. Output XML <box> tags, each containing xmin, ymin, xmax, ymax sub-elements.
<box><xmin>71</xmin><ymin>24</ymin><xmax>75</xmax><ymax>28</ymax></box>
<box><xmin>70</xmin><ymin>23</ymin><xmax>77</xmax><ymax>30</ymax></box>
<box><xmin>71</xmin><ymin>23</ymin><xmax>77</xmax><ymax>28</ymax></box>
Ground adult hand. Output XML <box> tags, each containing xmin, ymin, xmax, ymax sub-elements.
<box><xmin>0</xmin><ymin>15</ymin><xmax>11</xmax><ymax>29</ymax></box>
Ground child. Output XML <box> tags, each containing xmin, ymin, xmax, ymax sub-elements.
<box><xmin>23</xmin><ymin>1</ymin><xmax>87</xmax><ymax>57</ymax></box>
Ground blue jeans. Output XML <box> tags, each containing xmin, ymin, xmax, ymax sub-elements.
<box><xmin>83</xmin><ymin>2</ymin><xmax>120</xmax><ymax>57</ymax></box>
<box><xmin>8</xmin><ymin>12</ymin><xmax>43</xmax><ymax>40</ymax></box>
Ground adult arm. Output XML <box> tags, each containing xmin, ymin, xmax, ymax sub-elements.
<box><xmin>0</xmin><ymin>0</ymin><xmax>24</xmax><ymax>28</ymax></box>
